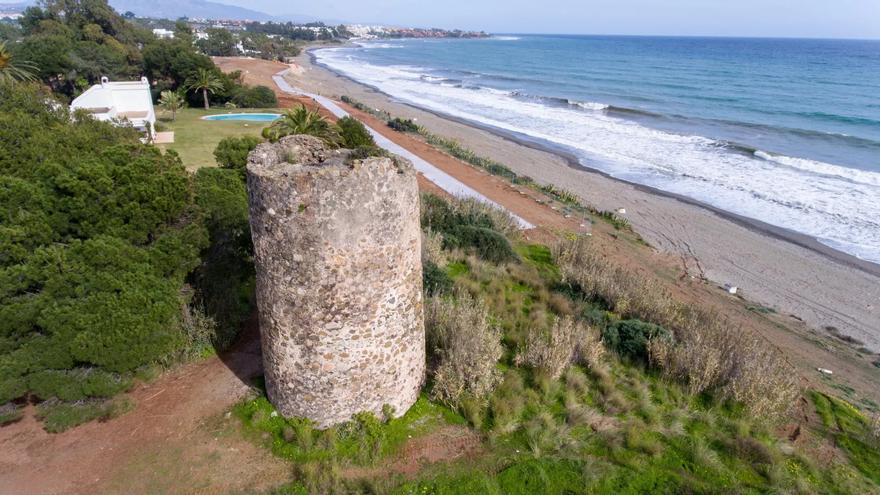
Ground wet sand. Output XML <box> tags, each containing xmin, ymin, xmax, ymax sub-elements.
<box><xmin>289</xmin><ymin>49</ymin><xmax>880</xmax><ymax>351</ymax></box>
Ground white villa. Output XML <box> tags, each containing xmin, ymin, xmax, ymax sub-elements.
<box><xmin>152</xmin><ymin>28</ymin><xmax>175</xmax><ymax>39</ymax></box>
<box><xmin>70</xmin><ymin>76</ymin><xmax>157</xmax><ymax>137</ymax></box>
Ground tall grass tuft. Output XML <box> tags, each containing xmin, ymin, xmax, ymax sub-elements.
<box><xmin>516</xmin><ymin>316</ymin><xmax>605</xmax><ymax>379</ymax></box>
<box><xmin>425</xmin><ymin>292</ymin><xmax>504</xmax><ymax>407</ymax></box>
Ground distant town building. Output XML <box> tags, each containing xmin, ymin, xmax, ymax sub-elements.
<box><xmin>70</xmin><ymin>77</ymin><xmax>156</xmax><ymax>138</ymax></box>
<box><xmin>152</xmin><ymin>28</ymin><xmax>175</xmax><ymax>39</ymax></box>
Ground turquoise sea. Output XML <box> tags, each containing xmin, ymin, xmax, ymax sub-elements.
<box><xmin>315</xmin><ymin>35</ymin><xmax>880</xmax><ymax>263</ymax></box>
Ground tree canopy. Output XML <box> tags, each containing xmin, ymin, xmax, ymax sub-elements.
<box><xmin>0</xmin><ymin>82</ymin><xmax>207</xmax><ymax>404</ymax></box>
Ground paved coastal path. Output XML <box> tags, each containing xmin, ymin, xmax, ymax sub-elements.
<box><xmin>273</xmin><ymin>70</ymin><xmax>534</xmax><ymax>229</ymax></box>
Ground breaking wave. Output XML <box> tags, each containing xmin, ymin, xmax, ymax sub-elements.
<box><xmin>315</xmin><ymin>47</ymin><xmax>880</xmax><ymax>263</ymax></box>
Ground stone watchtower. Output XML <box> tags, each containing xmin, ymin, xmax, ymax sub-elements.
<box><xmin>246</xmin><ymin>135</ymin><xmax>425</xmax><ymax>428</ymax></box>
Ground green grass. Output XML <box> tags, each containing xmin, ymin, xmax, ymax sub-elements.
<box><xmin>156</xmin><ymin>108</ymin><xmax>274</xmax><ymax>170</ymax></box>
<box><xmin>811</xmin><ymin>391</ymin><xmax>880</xmax><ymax>485</ymax></box>
<box><xmin>232</xmin><ymin>194</ymin><xmax>880</xmax><ymax>494</ymax></box>
<box><xmin>234</xmin><ymin>393</ymin><xmax>464</xmax><ymax>466</ymax></box>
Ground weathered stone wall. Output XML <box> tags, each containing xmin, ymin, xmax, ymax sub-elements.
<box><xmin>246</xmin><ymin>135</ymin><xmax>425</xmax><ymax>428</ymax></box>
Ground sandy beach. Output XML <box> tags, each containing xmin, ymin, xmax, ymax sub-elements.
<box><xmin>283</xmin><ymin>49</ymin><xmax>880</xmax><ymax>353</ymax></box>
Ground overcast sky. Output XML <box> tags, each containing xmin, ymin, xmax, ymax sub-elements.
<box><xmin>231</xmin><ymin>0</ymin><xmax>880</xmax><ymax>39</ymax></box>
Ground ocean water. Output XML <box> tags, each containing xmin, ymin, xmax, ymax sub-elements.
<box><xmin>314</xmin><ymin>35</ymin><xmax>880</xmax><ymax>263</ymax></box>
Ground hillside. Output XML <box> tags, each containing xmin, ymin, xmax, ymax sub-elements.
<box><xmin>109</xmin><ymin>0</ymin><xmax>273</xmax><ymax>20</ymax></box>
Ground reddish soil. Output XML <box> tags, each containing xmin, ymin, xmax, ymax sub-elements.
<box><xmin>0</xmin><ymin>318</ymin><xmax>290</xmax><ymax>495</ymax></box>
<box><xmin>345</xmin><ymin>426</ymin><xmax>483</xmax><ymax>480</ymax></box>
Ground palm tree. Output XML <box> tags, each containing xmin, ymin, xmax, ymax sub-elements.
<box><xmin>184</xmin><ymin>68</ymin><xmax>224</xmax><ymax>110</ymax></box>
<box><xmin>0</xmin><ymin>41</ymin><xmax>37</xmax><ymax>84</ymax></box>
<box><xmin>262</xmin><ymin>104</ymin><xmax>339</xmax><ymax>144</ymax></box>
<box><xmin>158</xmin><ymin>90</ymin><xmax>186</xmax><ymax>120</ymax></box>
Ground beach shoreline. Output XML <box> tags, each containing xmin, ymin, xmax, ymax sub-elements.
<box><xmin>282</xmin><ymin>47</ymin><xmax>880</xmax><ymax>351</ymax></box>
<box><xmin>307</xmin><ymin>47</ymin><xmax>880</xmax><ymax>279</ymax></box>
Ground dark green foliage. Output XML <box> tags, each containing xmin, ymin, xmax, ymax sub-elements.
<box><xmin>197</xmin><ymin>27</ymin><xmax>237</xmax><ymax>56</ymax></box>
<box><xmin>336</xmin><ymin>116</ymin><xmax>376</xmax><ymax>148</ymax></box>
<box><xmin>213</xmin><ymin>135</ymin><xmax>263</xmax><ymax>173</ymax></box>
<box><xmin>420</xmin><ymin>193</ymin><xmax>517</xmax><ymax>263</ymax></box>
<box><xmin>27</xmin><ymin>369</ymin><xmax>131</xmax><ymax>401</ymax></box>
<box><xmin>14</xmin><ymin>0</ymin><xmax>152</xmax><ymax>96</ymax></box>
<box><xmin>423</xmin><ymin>260</ymin><xmax>454</xmax><ymax>296</ymax></box>
<box><xmin>445</xmin><ymin>225</ymin><xmax>517</xmax><ymax>263</ymax></box>
<box><xmin>143</xmin><ymin>38</ymin><xmax>215</xmax><ymax>90</ymax></box>
<box><xmin>231</xmin><ymin>85</ymin><xmax>278</xmax><ymax>108</ymax></box>
<box><xmin>239</xmin><ymin>32</ymin><xmax>302</xmax><ymax>62</ymax></box>
<box><xmin>0</xmin><ymin>83</ymin><xmax>207</xmax><ymax>412</ymax></box>
<box><xmin>191</xmin><ymin>167</ymin><xmax>255</xmax><ymax>350</ymax></box>
<box><xmin>36</xmin><ymin>398</ymin><xmax>132</xmax><ymax>433</ymax></box>
<box><xmin>602</xmin><ymin>319</ymin><xmax>671</xmax><ymax>362</ymax></box>
<box><xmin>0</xmin><ymin>378</ymin><xmax>26</xmax><ymax>404</ymax></box>
<box><xmin>387</xmin><ymin>117</ymin><xmax>420</xmax><ymax>133</ymax></box>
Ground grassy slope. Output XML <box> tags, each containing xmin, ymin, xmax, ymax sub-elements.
<box><xmin>156</xmin><ymin>108</ymin><xmax>274</xmax><ymax>170</ymax></box>
<box><xmin>232</xmin><ymin>202</ymin><xmax>880</xmax><ymax>494</ymax></box>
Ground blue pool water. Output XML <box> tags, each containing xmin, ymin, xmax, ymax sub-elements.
<box><xmin>203</xmin><ymin>113</ymin><xmax>281</xmax><ymax>121</ymax></box>
<box><xmin>315</xmin><ymin>36</ymin><xmax>880</xmax><ymax>263</ymax></box>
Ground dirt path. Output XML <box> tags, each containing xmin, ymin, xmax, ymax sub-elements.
<box><xmin>0</xmin><ymin>319</ymin><xmax>291</xmax><ymax>495</ymax></box>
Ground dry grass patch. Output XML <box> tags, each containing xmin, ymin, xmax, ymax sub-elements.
<box><xmin>554</xmin><ymin>236</ymin><xmax>800</xmax><ymax>420</ymax></box>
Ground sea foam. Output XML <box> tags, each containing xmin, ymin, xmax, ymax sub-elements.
<box><xmin>316</xmin><ymin>48</ymin><xmax>880</xmax><ymax>263</ymax></box>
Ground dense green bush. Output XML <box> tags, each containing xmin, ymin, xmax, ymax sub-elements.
<box><xmin>335</xmin><ymin>116</ymin><xmax>375</xmax><ymax>148</ymax></box>
<box><xmin>602</xmin><ymin>319</ymin><xmax>671</xmax><ymax>362</ymax></box>
<box><xmin>387</xmin><ymin>117</ymin><xmax>420</xmax><ymax>133</ymax></box>
<box><xmin>213</xmin><ymin>135</ymin><xmax>263</xmax><ymax>173</ymax></box>
<box><xmin>231</xmin><ymin>85</ymin><xmax>278</xmax><ymax>108</ymax></box>
<box><xmin>0</xmin><ymin>82</ymin><xmax>209</xmax><ymax>419</ymax></box>
<box><xmin>422</xmin><ymin>260</ymin><xmax>453</xmax><ymax>296</ymax></box>
<box><xmin>191</xmin><ymin>167</ymin><xmax>255</xmax><ymax>349</ymax></box>
<box><xmin>420</xmin><ymin>194</ymin><xmax>517</xmax><ymax>263</ymax></box>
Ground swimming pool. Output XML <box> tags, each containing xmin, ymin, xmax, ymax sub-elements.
<box><xmin>202</xmin><ymin>113</ymin><xmax>281</xmax><ymax>122</ymax></box>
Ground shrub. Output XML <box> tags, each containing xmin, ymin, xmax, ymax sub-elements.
<box><xmin>0</xmin><ymin>84</ymin><xmax>208</xmax><ymax>414</ymax></box>
<box><xmin>423</xmin><ymin>260</ymin><xmax>453</xmax><ymax>296</ymax></box>
<box><xmin>192</xmin><ymin>168</ymin><xmax>255</xmax><ymax>351</ymax></box>
<box><xmin>446</xmin><ymin>225</ymin><xmax>517</xmax><ymax>263</ymax></box>
<box><xmin>36</xmin><ymin>398</ymin><xmax>132</xmax><ymax>433</ymax></box>
<box><xmin>0</xmin><ymin>403</ymin><xmax>23</xmax><ymax>426</ymax></box>
<box><xmin>425</xmin><ymin>292</ymin><xmax>504</xmax><ymax>407</ymax></box>
<box><xmin>336</xmin><ymin>116</ymin><xmax>375</xmax><ymax>148</ymax></box>
<box><xmin>27</xmin><ymin>369</ymin><xmax>132</xmax><ymax>401</ymax></box>
<box><xmin>387</xmin><ymin>117</ymin><xmax>420</xmax><ymax>133</ymax></box>
<box><xmin>231</xmin><ymin>85</ymin><xmax>278</xmax><ymax>108</ymax></box>
<box><xmin>0</xmin><ymin>378</ymin><xmax>26</xmax><ymax>404</ymax></box>
<box><xmin>603</xmin><ymin>319</ymin><xmax>671</xmax><ymax>363</ymax></box>
<box><xmin>213</xmin><ymin>135</ymin><xmax>262</xmax><ymax>173</ymax></box>
<box><xmin>421</xmin><ymin>194</ymin><xmax>519</xmax><ymax>263</ymax></box>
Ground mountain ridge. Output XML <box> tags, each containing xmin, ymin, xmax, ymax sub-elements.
<box><xmin>0</xmin><ymin>0</ymin><xmax>338</xmax><ymax>23</ymax></box>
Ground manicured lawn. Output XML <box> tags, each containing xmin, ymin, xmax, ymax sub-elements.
<box><xmin>156</xmin><ymin>107</ymin><xmax>276</xmax><ymax>170</ymax></box>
